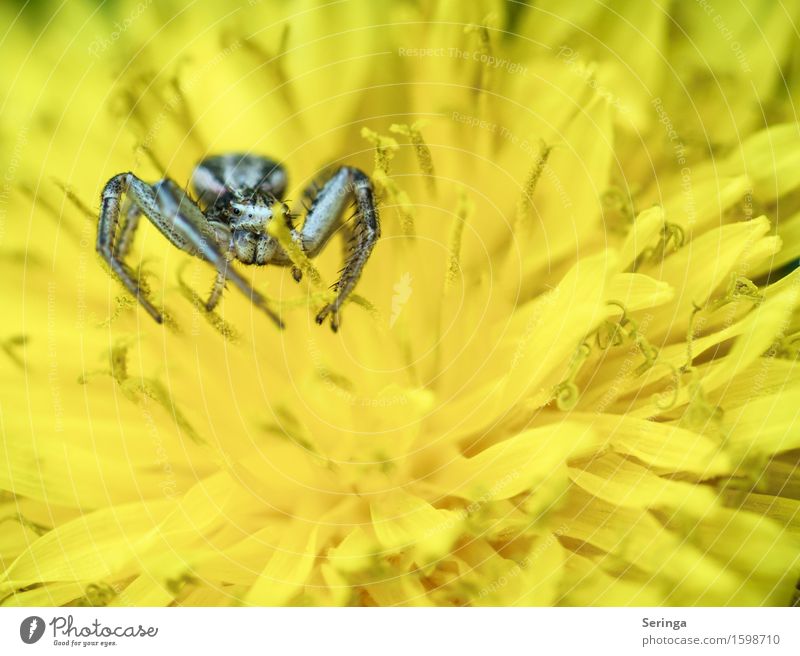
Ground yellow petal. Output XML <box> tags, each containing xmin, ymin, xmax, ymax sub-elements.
<box><xmin>566</xmin><ymin>412</ymin><xmax>731</xmax><ymax>476</ymax></box>
<box><xmin>0</xmin><ymin>500</ymin><xmax>175</xmax><ymax>594</ymax></box>
<box><xmin>721</xmin><ymin>123</ymin><xmax>800</xmax><ymax>200</ymax></box>
<box><xmin>619</xmin><ymin>206</ymin><xmax>664</xmax><ymax>270</ymax></box>
<box><xmin>365</xmin><ymin>574</ymin><xmax>433</xmax><ymax>607</ymax></box>
<box><xmin>606</xmin><ymin>273</ymin><xmax>674</xmax><ymax>311</ymax></box>
<box><xmin>432</xmin><ymin>422</ymin><xmax>596</xmax><ymax>501</ymax></box>
<box><xmin>725</xmin><ymin>388</ymin><xmax>800</xmax><ymax>456</ymax></box>
<box><xmin>327</xmin><ymin>527</ymin><xmax>380</xmax><ymax>575</ymax></box>
<box><xmin>244</xmin><ymin>527</ymin><xmax>318</xmax><ymax>606</ymax></box>
<box><xmin>568</xmin><ymin>452</ymin><xmax>718</xmax><ymax>513</ymax></box>
<box><xmin>1</xmin><ymin>582</ymin><xmax>85</xmax><ymax>607</ymax></box>
<box><xmin>370</xmin><ymin>491</ymin><xmax>461</xmax><ymax>563</ymax></box>
<box><xmin>110</xmin><ymin>576</ymin><xmax>174</xmax><ymax>607</ymax></box>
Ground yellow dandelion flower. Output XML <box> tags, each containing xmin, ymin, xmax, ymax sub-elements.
<box><xmin>1</xmin><ymin>0</ymin><xmax>799</xmax><ymax>607</ymax></box>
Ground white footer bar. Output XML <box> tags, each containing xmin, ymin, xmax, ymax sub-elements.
<box><xmin>2</xmin><ymin>607</ymin><xmax>797</xmax><ymax>655</ymax></box>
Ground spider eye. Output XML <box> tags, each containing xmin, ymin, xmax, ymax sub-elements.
<box><xmin>232</xmin><ymin>207</ymin><xmax>241</xmax><ymax>216</ymax></box>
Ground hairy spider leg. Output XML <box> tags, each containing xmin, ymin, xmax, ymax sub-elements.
<box><xmin>206</xmin><ymin>270</ymin><xmax>227</xmax><ymax>311</ymax></box>
<box><xmin>294</xmin><ymin>166</ymin><xmax>380</xmax><ymax>331</ymax></box>
<box><xmin>114</xmin><ymin>201</ymin><xmax>142</xmax><ymax>260</ymax></box>
<box><xmin>97</xmin><ymin>173</ymin><xmax>284</xmax><ymax>327</ymax></box>
<box><xmin>97</xmin><ymin>173</ymin><xmax>162</xmax><ymax>322</ymax></box>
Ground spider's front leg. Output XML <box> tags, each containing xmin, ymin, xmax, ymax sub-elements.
<box><xmin>297</xmin><ymin>166</ymin><xmax>380</xmax><ymax>332</ymax></box>
<box><xmin>97</xmin><ymin>173</ymin><xmax>284</xmax><ymax>327</ymax></box>
<box><xmin>97</xmin><ymin>173</ymin><xmax>163</xmax><ymax>322</ymax></box>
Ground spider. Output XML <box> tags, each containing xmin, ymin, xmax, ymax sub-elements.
<box><xmin>96</xmin><ymin>153</ymin><xmax>380</xmax><ymax>331</ymax></box>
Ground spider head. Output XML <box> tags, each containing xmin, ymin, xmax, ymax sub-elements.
<box><xmin>226</xmin><ymin>191</ymin><xmax>274</xmax><ymax>224</ymax></box>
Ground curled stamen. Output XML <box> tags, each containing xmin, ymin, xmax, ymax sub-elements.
<box><xmin>553</xmin><ymin>340</ymin><xmax>592</xmax><ymax>410</ymax></box>
<box><xmin>682</xmin><ymin>302</ymin><xmax>704</xmax><ymax>373</ymax></box>
<box><xmin>639</xmin><ymin>220</ymin><xmax>685</xmax><ymax>266</ymax></box>
<box><xmin>651</xmin><ymin>362</ymin><xmax>682</xmax><ymax>411</ymax></box>
<box><xmin>597</xmin><ymin>301</ymin><xmax>631</xmax><ymax>347</ymax></box>
<box><xmin>607</xmin><ymin>300</ymin><xmax>631</xmax><ymax>324</ymax></box>
<box><xmin>594</xmin><ymin>301</ymin><xmax>660</xmax><ymax>374</ymax></box>
<box><xmin>554</xmin><ymin>381</ymin><xmax>580</xmax><ymax>411</ymax></box>
<box><xmin>633</xmin><ymin>336</ymin><xmax>660</xmax><ymax>375</ymax></box>
<box><xmin>595</xmin><ymin>320</ymin><xmax>624</xmax><ymax>349</ymax></box>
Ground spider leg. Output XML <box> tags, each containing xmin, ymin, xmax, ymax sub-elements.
<box><xmin>295</xmin><ymin>219</ymin><xmax>352</xmax><ymax>285</ymax></box>
<box><xmin>97</xmin><ymin>173</ymin><xmax>162</xmax><ymax>322</ymax></box>
<box><xmin>338</xmin><ymin>220</ymin><xmax>354</xmax><ymax>262</ymax></box>
<box><xmin>114</xmin><ymin>200</ymin><xmax>141</xmax><ymax>259</ymax></box>
<box><xmin>97</xmin><ymin>173</ymin><xmax>284</xmax><ymax>328</ymax></box>
<box><xmin>296</xmin><ymin>166</ymin><xmax>380</xmax><ymax>332</ymax></box>
<box><xmin>205</xmin><ymin>269</ymin><xmax>227</xmax><ymax>312</ymax></box>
